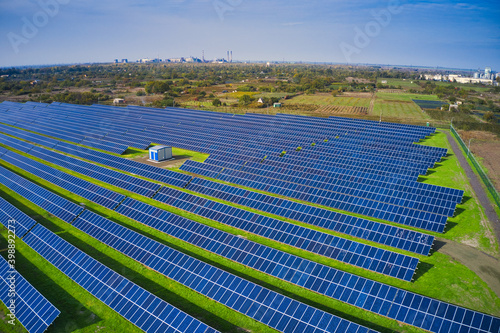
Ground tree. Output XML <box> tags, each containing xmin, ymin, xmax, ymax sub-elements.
<box><xmin>484</xmin><ymin>111</ymin><xmax>496</xmax><ymax>122</ymax></box>
<box><xmin>239</xmin><ymin>94</ymin><xmax>254</xmax><ymax>106</ymax></box>
<box><xmin>212</xmin><ymin>98</ymin><xmax>222</xmax><ymax>107</ymax></box>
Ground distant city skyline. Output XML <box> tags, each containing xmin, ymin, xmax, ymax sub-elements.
<box><xmin>1</xmin><ymin>0</ymin><xmax>499</xmax><ymax>69</ymax></box>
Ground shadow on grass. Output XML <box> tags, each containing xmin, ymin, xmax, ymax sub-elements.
<box><xmin>412</xmin><ymin>261</ymin><xmax>434</xmax><ymax>282</ymax></box>
<box><xmin>454</xmin><ymin>207</ymin><xmax>466</xmax><ymax>217</ymax></box>
<box><xmin>461</xmin><ymin>195</ymin><xmax>472</xmax><ymax>204</ymax></box>
<box><xmin>443</xmin><ymin>221</ymin><xmax>458</xmax><ymax>233</ymax></box>
<box><xmin>0</xmin><ymin>235</ymin><xmax>101</xmax><ymax>333</ymax></box>
<box><xmin>429</xmin><ymin>239</ymin><xmax>446</xmax><ymax>255</ymax></box>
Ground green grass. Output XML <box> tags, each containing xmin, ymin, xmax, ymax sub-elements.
<box><xmin>376</xmin><ymin>92</ymin><xmax>441</xmax><ymax>102</ymax></box>
<box><xmin>378</xmin><ymin>78</ymin><xmax>420</xmax><ymax>89</ymax></box>
<box><xmin>287</xmin><ymin>94</ymin><xmax>371</xmax><ymax>107</ymax></box>
<box><xmin>372</xmin><ymin>100</ymin><xmax>430</xmax><ymax>121</ymax></box>
<box><xmin>416</xmin><ymin>132</ymin><xmax>499</xmax><ymax>254</ymax></box>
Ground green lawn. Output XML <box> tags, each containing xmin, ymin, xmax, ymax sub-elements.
<box><xmin>376</xmin><ymin>91</ymin><xmax>441</xmax><ymax>102</ymax></box>
<box><xmin>378</xmin><ymin>78</ymin><xmax>421</xmax><ymax>89</ymax></box>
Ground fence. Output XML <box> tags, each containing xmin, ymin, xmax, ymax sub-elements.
<box><xmin>450</xmin><ymin>124</ymin><xmax>500</xmax><ymax>209</ymax></box>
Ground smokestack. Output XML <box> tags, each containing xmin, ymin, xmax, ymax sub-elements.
<box><xmin>231</xmin><ymin>51</ymin><xmax>233</xmax><ymax>62</ymax></box>
<box><xmin>202</xmin><ymin>50</ymin><xmax>205</xmax><ymax>62</ymax></box>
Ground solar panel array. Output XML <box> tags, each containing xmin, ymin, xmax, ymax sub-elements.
<box><xmin>0</xmin><ymin>101</ymin><xmax>484</xmax><ymax>333</ymax></box>
<box><xmin>1</xmin><ymin>151</ymin><xmax>125</xmax><ymax>210</ymax></box>
<box><xmin>185</xmin><ymin>176</ymin><xmax>435</xmax><ymax>256</ymax></box>
<box><xmin>0</xmin><ymin>132</ymin><xmax>34</xmax><ymax>154</ymax></box>
<box><xmin>0</xmin><ymin>123</ymin><xmax>60</xmax><ymax>148</ymax></box>
<box><xmin>29</xmin><ymin>146</ymin><xmax>161</xmax><ymax>198</ymax></box>
<box><xmin>0</xmin><ymin>146</ymin><xmax>378</xmax><ymax>333</ymax></box>
<box><xmin>74</xmin><ymin>209</ymin><xmax>378</xmax><ymax>333</ymax></box>
<box><xmin>152</xmin><ymin>186</ymin><xmax>419</xmax><ymax>281</ymax></box>
<box><xmin>115</xmin><ymin>198</ymin><xmax>500</xmax><ymax>333</ymax></box>
<box><xmin>0</xmin><ymin>165</ymin><xmax>84</xmax><ymax>223</ymax></box>
<box><xmin>0</xmin><ymin>196</ymin><xmax>37</xmax><ymax>238</ymax></box>
<box><xmin>0</xmin><ymin>130</ymin><xmax>435</xmax><ymax>256</ymax></box>
<box><xmin>182</xmin><ymin>161</ymin><xmax>449</xmax><ymax>233</ymax></box>
<box><xmin>0</xmin><ymin>256</ymin><xmax>60</xmax><ymax>333</ymax></box>
<box><xmin>23</xmin><ymin>224</ymin><xmax>219</xmax><ymax>333</ymax></box>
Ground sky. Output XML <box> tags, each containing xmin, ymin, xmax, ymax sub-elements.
<box><xmin>0</xmin><ymin>0</ymin><xmax>499</xmax><ymax>69</ymax></box>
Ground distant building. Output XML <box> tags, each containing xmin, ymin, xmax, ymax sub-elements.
<box><xmin>113</xmin><ymin>98</ymin><xmax>125</xmax><ymax>104</ymax></box>
<box><xmin>448</xmin><ymin>74</ymin><xmax>493</xmax><ymax>85</ymax></box>
<box><xmin>273</xmin><ymin>102</ymin><xmax>282</xmax><ymax>108</ymax></box>
<box><xmin>114</xmin><ymin>59</ymin><xmax>119</xmax><ymax>64</ymax></box>
<box><xmin>257</xmin><ymin>98</ymin><xmax>264</xmax><ymax>103</ymax></box>
<box><xmin>121</xmin><ymin>59</ymin><xmax>128</xmax><ymax>63</ymax></box>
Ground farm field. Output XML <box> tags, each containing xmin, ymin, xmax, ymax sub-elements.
<box><xmin>287</xmin><ymin>93</ymin><xmax>371</xmax><ymax>107</ymax></box>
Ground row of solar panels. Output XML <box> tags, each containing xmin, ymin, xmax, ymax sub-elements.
<box><xmin>203</xmin><ymin>154</ymin><xmax>459</xmax><ymax>214</ymax></box>
<box><xmin>0</xmin><ymin>155</ymin><xmax>499</xmax><ymax>333</ymax></box>
<box><xmin>0</xmin><ymin>126</ymin><xmax>437</xmax><ymax>256</ymax></box>
<box><xmin>0</xmin><ymin>165</ymin><xmax>377</xmax><ymax>333</ymax></box>
<box><xmin>181</xmin><ymin>161</ymin><xmax>451</xmax><ymax>233</ymax></box>
<box><xmin>0</xmin><ymin>102</ymin><xmax>443</xmax><ymax>163</ymax></box>
<box><xmin>0</xmin><ymin>147</ymin><xmax>418</xmax><ymax>281</ymax></box>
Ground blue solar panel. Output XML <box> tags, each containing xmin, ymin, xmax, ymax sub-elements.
<box><xmin>0</xmin><ymin>196</ymin><xmax>37</xmax><ymax>238</ymax></box>
<box><xmin>53</xmin><ymin>141</ymin><xmax>192</xmax><ymax>188</ymax></box>
<box><xmin>0</xmin><ymin>133</ymin><xmax>34</xmax><ymax>153</ymax></box>
<box><xmin>0</xmin><ymin>255</ymin><xmax>60</xmax><ymax>333</ymax></box>
<box><xmin>185</xmin><ymin>176</ymin><xmax>435</xmax><ymax>256</ymax></box>
<box><xmin>1</xmin><ymin>151</ymin><xmax>125</xmax><ymax>210</ymax></box>
<box><xmin>73</xmin><ymin>209</ymin><xmax>378</xmax><ymax>333</ymax></box>
<box><xmin>29</xmin><ymin>146</ymin><xmax>160</xmax><ymax>198</ymax></box>
<box><xmin>152</xmin><ymin>186</ymin><xmax>419</xmax><ymax>281</ymax></box>
<box><xmin>115</xmin><ymin>197</ymin><xmax>500</xmax><ymax>333</ymax></box>
<box><xmin>0</xmin><ymin>165</ymin><xmax>84</xmax><ymax>223</ymax></box>
<box><xmin>0</xmin><ymin>123</ymin><xmax>60</xmax><ymax>149</ymax></box>
<box><xmin>22</xmin><ymin>224</ymin><xmax>219</xmax><ymax>333</ymax></box>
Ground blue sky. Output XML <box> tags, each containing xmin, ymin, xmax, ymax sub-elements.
<box><xmin>1</xmin><ymin>0</ymin><xmax>499</xmax><ymax>69</ymax></box>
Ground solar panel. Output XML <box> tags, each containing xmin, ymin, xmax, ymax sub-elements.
<box><xmin>0</xmin><ymin>196</ymin><xmax>37</xmax><ymax>239</ymax></box>
<box><xmin>22</xmin><ymin>224</ymin><xmax>219</xmax><ymax>333</ymax></box>
<box><xmin>114</xmin><ymin>198</ymin><xmax>500</xmax><ymax>333</ymax></box>
<box><xmin>0</xmin><ymin>165</ymin><xmax>84</xmax><ymax>223</ymax></box>
<box><xmin>0</xmin><ymin>123</ymin><xmax>60</xmax><ymax>148</ymax></box>
<box><xmin>185</xmin><ymin>177</ymin><xmax>435</xmax><ymax>256</ymax></box>
<box><xmin>0</xmin><ymin>255</ymin><xmax>60</xmax><ymax>333</ymax></box>
<box><xmin>152</xmin><ymin>186</ymin><xmax>419</xmax><ymax>281</ymax></box>
<box><xmin>0</xmin><ymin>133</ymin><xmax>34</xmax><ymax>153</ymax></box>
<box><xmin>29</xmin><ymin>146</ymin><xmax>161</xmax><ymax>198</ymax></box>
<box><xmin>73</xmin><ymin>209</ymin><xmax>378</xmax><ymax>333</ymax></box>
<box><xmin>1</xmin><ymin>151</ymin><xmax>125</xmax><ymax>210</ymax></box>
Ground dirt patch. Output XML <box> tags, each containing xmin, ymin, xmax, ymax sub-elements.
<box><xmin>338</xmin><ymin>91</ymin><xmax>372</xmax><ymax>98</ymax></box>
<box><xmin>458</xmin><ymin>130</ymin><xmax>500</xmax><ymax>192</ymax></box>
<box><xmin>437</xmin><ymin>238</ymin><xmax>500</xmax><ymax>299</ymax></box>
<box><xmin>313</xmin><ymin>105</ymin><xmax>368</xmax><ymax>115</ymax></box>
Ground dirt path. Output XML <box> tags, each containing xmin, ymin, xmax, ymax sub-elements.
<box><xmin>439</xmin><ymin>130</ymin><xmax>500</xmax><ymax>297</ymax></box>
<box><xmin>436</xmin><ymin>238</ymin><xmax>500</xmax><ymax>298</ymax></box>
<box><xmin>442</xmin><ymin>130</ymin><xmax>500</xmax><ymax>243</ymax></box>
<box><xmin>368</xmin><ymin>92</ymin><xmax>376</xmax><ymax>114</ymax></box>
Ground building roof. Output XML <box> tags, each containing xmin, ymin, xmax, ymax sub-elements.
<box><xmin>149</xmin><ymin>145</ymin><xmax>171</xmax><ymax>151</ymax></box>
